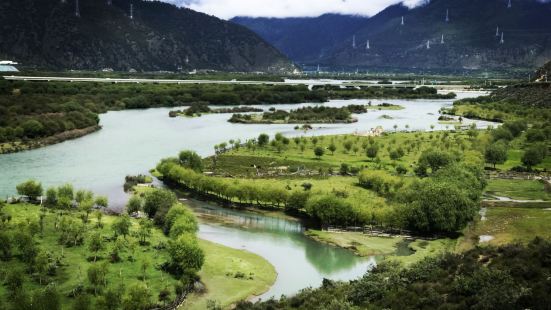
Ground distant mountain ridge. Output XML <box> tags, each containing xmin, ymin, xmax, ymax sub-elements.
<box><xmin>0</xmin><ymin>0</ymin><xmax>294</xmax><ymax>72</ymax></box>
<box><xmin>234</xmin><ymin>0</ymin><xmax>551</xmax><ymax>71</ymax></box>
<box><xmin>231</xmin><ymin>14</ymin><xmax>369</xmax><ymax>63</ymax></box>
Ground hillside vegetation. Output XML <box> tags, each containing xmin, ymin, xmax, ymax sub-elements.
<box><xmin>0</xmin><ymin>183</ymin><xmax>204</xmax><ymax>309</ymax></box>
<box><xmin>0</xmin><ymin>0</ymin><xmax>292</xmax><ymax>72</ymax></box>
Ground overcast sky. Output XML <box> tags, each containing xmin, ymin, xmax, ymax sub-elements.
<box><xmin>161</xmin><ymin>0</ymin><xmax>427</xmax><ymax>19</ymax></box>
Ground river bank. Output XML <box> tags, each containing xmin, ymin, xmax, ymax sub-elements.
<box><xmin>0</xmin><ymin>125</ymin><xmax>101</xmax><ymax>154</ymax></box>
<box><xmin>181</xmin><ymin>239</ymin><xmax>277</xmax><ymax>310</ymax></box>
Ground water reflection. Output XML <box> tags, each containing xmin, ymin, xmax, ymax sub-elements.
<box><xmin>189</xmin><ymin>199</ymin><xmax>375</xmax><ymax>299</ymax></box>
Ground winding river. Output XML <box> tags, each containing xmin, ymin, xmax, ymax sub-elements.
<box><xmin>0</xmin><ymin>90</ymin><xmax>490</xmax><ymax>299</ymax></box>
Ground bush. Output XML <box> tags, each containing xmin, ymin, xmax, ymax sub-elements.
<box><xmin>406</xmin><ymin>180</ymin><xmax>477</xmax><ymax>233</ymax></box>
<box><xmin>358</xmin><ymin>170</ymin><xmax>403</xmax><ymax>198</ymax></box>
<box><xmin>305</xmin><ymin>195</ymin><xmax>357</xmax><ymax>226</ymax></box>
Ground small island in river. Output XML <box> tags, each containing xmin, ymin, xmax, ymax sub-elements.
<box><xmin>169</xmin><ymin>102</ymin><xmax>263</xmax><ymax>118</ymax></box>
<box><xmin>228</xmin><ymin>105</ymin><xmax>367</xmax><ymax>124</ymax></box>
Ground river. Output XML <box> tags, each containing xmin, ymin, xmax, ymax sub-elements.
<box><xmin>0</xmin><ymin>91</ymin><xmax>490</xmax><ymax>299</ymax></box>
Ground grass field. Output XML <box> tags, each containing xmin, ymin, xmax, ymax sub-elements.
<box><xmin>180</xmin><ymin>240</ymin><xmax>276</xmax><ymax>310</ymax></box>
<box><xmin>458</xmin><ymin>206</ymin><xmax>551</xmax><ymax>251</ymax></box>
<box><xmin>485</xmin><ymin>179</ymin><xmax>551</xmax><ymax>201</ymax></box>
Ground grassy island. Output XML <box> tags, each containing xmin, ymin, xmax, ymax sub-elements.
<box><xmin>365</xmin><ymin>102</ymin><xmax>405</xmax><ymax>110</ymax></box>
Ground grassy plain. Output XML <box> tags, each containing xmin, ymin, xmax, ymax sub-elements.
<box><xmin>458</xmin><ymin>206</ymin><xmax>551</xmax><ymax>251</ymax></box>
<box><xmin>485</xmin><ymin>179</ymin><xmax>551</xmax><ymax>201</ymax></box>
<box><xmin>180</xmin><ymin>240</ymin><xmax>276</xmax><ymax>310</ymax></box>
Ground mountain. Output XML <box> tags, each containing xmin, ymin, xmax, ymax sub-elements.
<box><xmin>231</xmin><ymin>14</ymin><xmax>369</xmax><ymax>63</ymax></box>
<box><xmin>328</xmin><ymin>0</ymin><xmax>551</xmax><ymax>71</ymax></box>
<box><xmin>0</xmin><ymin>0</ymin><xmax>294</xmax><ymax>72</ymax></box>
<box><xmin>235</xmin><ymin>0</ymin><xmax>551</xmax><ymax>71</ymax></box>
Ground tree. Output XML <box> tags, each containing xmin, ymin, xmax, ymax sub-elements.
<box><xmin>33</xmin><ymin>284</ymin><xmax>61</xmax><ymax>310</ymax></box>
<box><xmin>286</xmin><ymin>191</ymin><xmax>310</xmax><ymax>212</ymax></box>
<box><xmin>167</xmin><ymin>234</ymin><xmax>205</xmax><ymax>275</ymax></box>
<box><xmin>57</xmin><ymin>184</ymin><xmax>74</xmax><ymax>201</ymax></box>
<box><xmin>314</xmin><ymin>146</ymin><xmax>325</xmax><ymax>159</ymax></box>
<box><xmin>306</xmin><ymin>195</ymin><xmax>355</xmax><ymax>226</ymax></box>
<box><xmin>328</xmin><ymin>143</ymin><xmax>337</xmax><ymax>155</ymax></box>
<box><xmin>257</xmin><ymin>133</ymin><xmax>269</xmax><ymax>147</ymax></box>
<box><xmin>344</xmin><ymin>141</ymin><xmax>353</xmax><ymax>153</ymax></box>
<box><xmin>137</xmin><ymin>219</ymin><xmax>153</xmax><ymax>245</ymax></box>
<box><xmin>95</xmin><ymin>196</ymin><xmax>109</xmax><ymax>209</ymax></box>
<box><xmin>110</xmin><ymin>236</ymin><xmax>126</xmax><ymax>263</ymax></box>
<box><xmin>416</xmin><ymin>149</ymin><xmax>454</xmax><ymax>176</ymax></box>
<box><xmin>79</xmin><ymin>199</ymin><xmax>95</xmax><ymax>223</ymax></box>
<box><xmin>21</xmin><ymin>119</ymin><xmax>45</xmax><ymax>138</ymax></box>
<box><xmin>76</xmin><ymin>190</ymin><xmax>93</xmax><ymax>204</ymax></box>
<box><xmin>122</xmin><ymin>283</ymin><xmax>151</xmax><ymax>310</ymax></box>
<box><xmin>366</xmin><ymin>144</ymin><xmax>379</xmax><ymax>161</ymax></box>
<box><xmin>143</xmin><ymin>189</ymin><xmax>177</xmax><ymax>222</ymax></box>
<box><xmin>73</xmin><ymin>294</ymin><xmax>92</xmax><ymax>310</ymax></box>
<box><xmin>126</xmin><ymin>196</ymin><xmax>143</xmax><ymax>215</ymax></box>
<box><xmin>522</xmin><ymin>144</ymin><xmax>547</xmax><ymax>170</ymax></box>
<box><xmin>179</xmin><ymin>150</ymin><xmax>203</xmax><ymax>172</ymax></box>
<box><xmin>407</xmin><ymin>180</ymin><xmax>477</xmax><ymax>233</ymax></box>
<box><xmin>45</xmin><ymin>187</ymin><xmax>58</xmax><ymax>208</ymax></box>
<box><xmin>88</xmin><ymin>232</ymin><xmax>105</xmax><ymax>262</ymax></box>
<box><xmin>112</xmin><ymin>215</ymin><xmax>132</xmax><ymax>239</ymax></box>
<box><xmin>16</xmin><ymin>180</ymin><xmax>43</xmax><ymax>200</ymax></box>
<box><xmin>485</xmin><ymin>142</ymin><xmax>508</xmax><ymax>168</ymax></box>
<box><xmin>94</xmin><ymin>211</ymin><xmax>104</xmax><ymax>228</ymax></box>
<box><xmin>140</xmin><ymin>258</ymin><xmax>151</xmax><ymax>281</ymax></box>
<box><xmin>0</xmin><ymin>231</ymin><xmax>12</xmax><ymax>260</ymax></box>
<box><xmin>35</xmin><ymin>250</ymin><xmax>50</xmax><ymax>284</ymax></box>
<box><xmin>87</xmin><ymin>262</ymin><xmax>109</xmax><ymax>295</ymax></box>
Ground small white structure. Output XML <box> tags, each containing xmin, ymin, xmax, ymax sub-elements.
<box><xmin>0</xmin><ymin>60</ymin><xmax>19</xmax><ymax>72</ymax></box>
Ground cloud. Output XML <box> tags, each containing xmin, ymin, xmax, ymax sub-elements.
<box><xmin>160</xmin><ymin>0</ymin><xmax>427</xmax><ymax>19</ymax></box>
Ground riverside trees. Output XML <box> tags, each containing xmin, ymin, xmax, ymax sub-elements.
<box><xmin>157</xmin><ymin>137</ymin><xmax>486</xmax><ymax>234</ymax></box>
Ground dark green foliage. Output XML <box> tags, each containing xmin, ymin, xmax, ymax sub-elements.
<box><xmin>16</xmin><ymin>180</ymin><xmax>43</xmax><ymax>200</ymax></box>
<box><xmin>166</xmin><ymin>234</ymin><xmax>205</xmax><ymax>276</ymax></box>
<box><xmin>522</xmin><ymin>143</ymin><xmax>548</xmax><ymax>170</ymax></box>
<box><xmin>366</xmin><ymin>144</ymin><xmax>379</xmax><ymax>160</ymax></box>
<box><xmin>179</xmin><ymin>150</ymin><xmax>204</xmax><ymax>173</ymax></box>
<box><xmin>143</xmin><ymin>189</ymin><xmax>177</xmax><ymax>224</ymax></box>
<box><xmin>415</xmin><ymin>149</ymin><xmax>456</xmax><ymax>176</ymax></box>
<box><xmin>485</xmin><ymin>141</ymin><xmax>508</xmax><ymax>168</ymax></box>
<box><xmin>230</xmin><ymin>105</ymin><xmax>364</xmax><ymax>124</ymax></box>
<box><xmin>257</xmin><ymin>134</ymin><xmax>270</xmax><ymax>147</ymax></box>
<box><xmin>305</xmin><ymin>195</ymin><xmax>356</xmax><ymax>226</ymax></box>
<box><xmin>406</xmin><ymin>179</ymin><xmax>477</xmax><ymax>233</ymax></box>
<box><xmin>314</xmin><ymin>146</ymin><xmax>325</xmax><ymax>158</ymax></box>
<box><xmin>286</xmin><ymin>191</ymin><xmax>310</xmax><ymax>212</ymax></box>
<box><xmin>236</xmin><ymin>239</ymin><xmax>551</xmax><ymax>310</ymax></box>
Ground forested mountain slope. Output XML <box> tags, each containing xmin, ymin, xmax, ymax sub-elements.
<box><xmin>0</xmin><ymin>0</ymin><xmax>294</xmax><ymax>72</ymax></box>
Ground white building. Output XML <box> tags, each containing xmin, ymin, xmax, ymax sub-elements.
<box><xmin>0</xmin><ymin>60</ymin><xmax>19</xmax><ymax>72</ymax></box>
